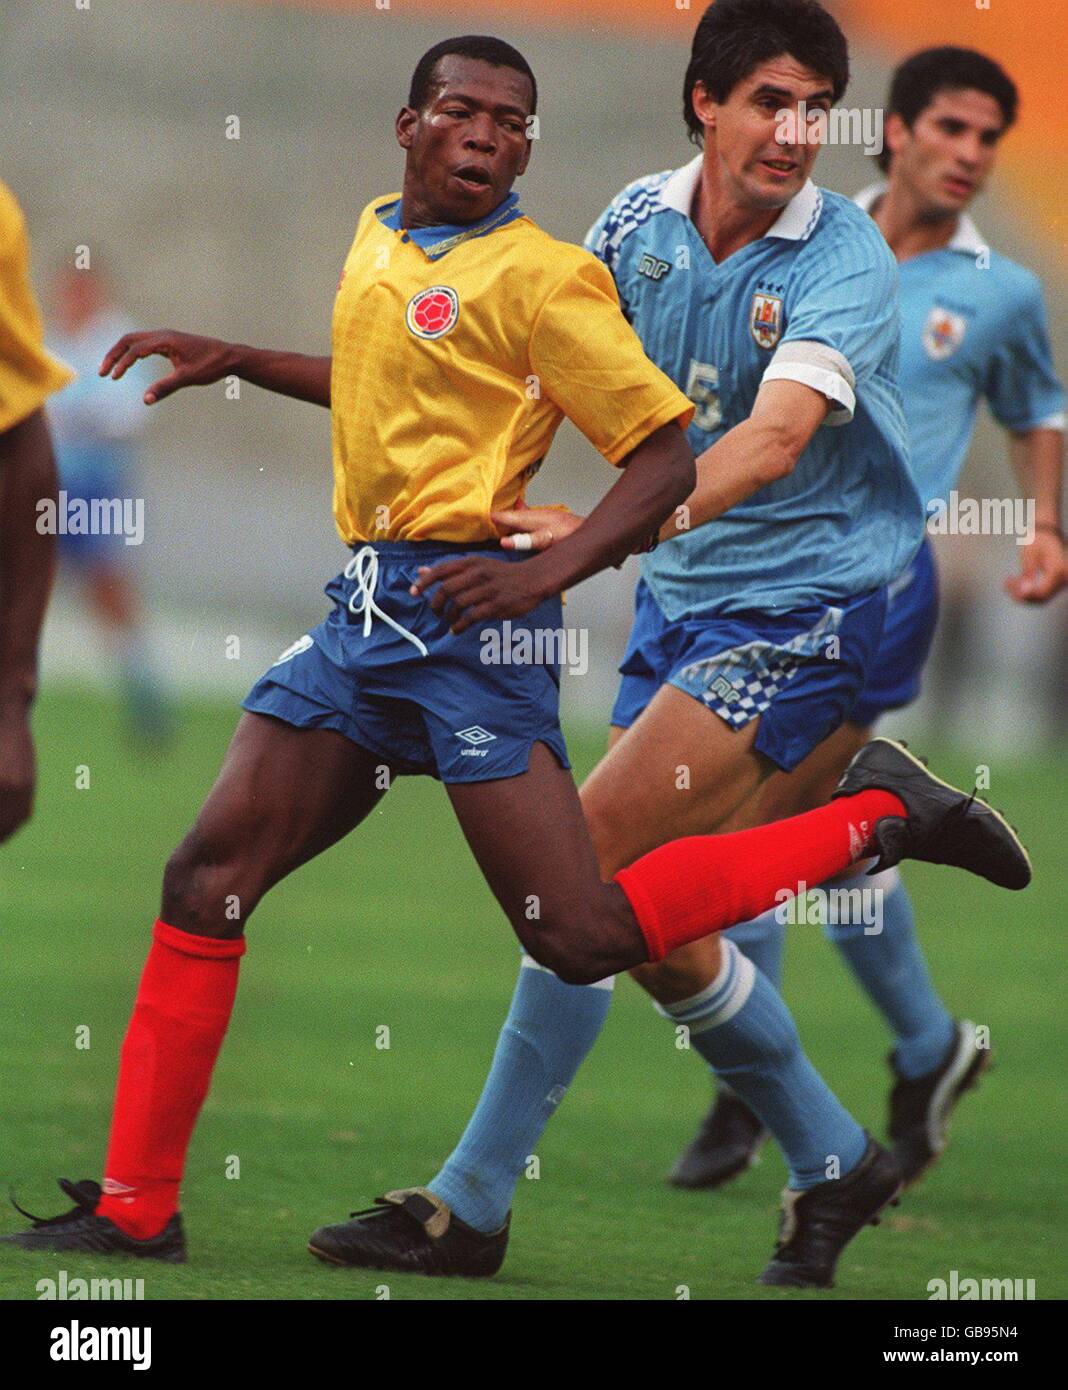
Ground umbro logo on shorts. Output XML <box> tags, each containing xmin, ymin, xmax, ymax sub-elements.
<box><xmin>455</xmin><ymin>725</ymin><xmax>496</xmax><ymax>758</ymax></box>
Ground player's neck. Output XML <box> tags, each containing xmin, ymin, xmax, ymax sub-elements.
<box><xmin>692</xmin><ymin>157</ymin><xmax>782</xmax><ymax>263</ymax></box>
<box><xmin>871</xmin><ymin>180</ymin><xmax>960</xmax><ymax>264</ymax></box>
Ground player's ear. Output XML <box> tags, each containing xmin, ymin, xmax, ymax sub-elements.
<box><xmin>396</xmin><ymin>106</ymin><xmax>418</xmax><ymax>151</ymax></box>
<box><xmin>882</xmin><ymin>111</ymin><xmax>909</xmax><ymax>166</ymax></box>
<box><xmin>691</xmin><ymin>80</ymin><xmax>717</xmax><ymax>138</ymax></box>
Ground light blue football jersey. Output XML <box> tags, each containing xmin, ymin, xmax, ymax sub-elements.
<box><xmin>585</xmin><ymin>156</ymin><xmax>923</xmax><ymax>619</ymax></box>
<box><xmin>855</xmin><ymin>185</ymin><xmax>1065</xmax><ymax>511</ymax></box>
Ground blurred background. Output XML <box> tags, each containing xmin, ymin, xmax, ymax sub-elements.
<box><xmin>2</xmin><ymin>0</ymin><xmax>1065</xmax><ymax>747</ymax></box>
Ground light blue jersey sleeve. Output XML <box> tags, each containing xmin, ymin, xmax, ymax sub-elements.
<box><xmin>985</xmin><ymin>272</ymin><xmax>1066</xmax><ymax>432</ymax></box>
<box><xmin>764</xmin><ymin>227</ymin><xmax>900</xmax><ymax>426</ymax></box>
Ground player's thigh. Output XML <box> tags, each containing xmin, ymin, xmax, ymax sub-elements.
<box><xmin>165</xmin><ymin>712</ymin><xmax>391</xmax><ymax>915</ymax></box>
<box><xmin>581</xmin><ymin>683</ymin><xmax>774</xmax><ymax>879</ymax></box>
<box><xmin>445</xmin><ymin>740</ymin><xmax>629</xmax><ymax>974</ymax></box>
<box><xmin>750</xmin><ymin>719</ymin><xmax>871</xmax><ymax>825</ymax></box>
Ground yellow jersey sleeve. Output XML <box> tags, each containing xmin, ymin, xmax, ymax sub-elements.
<box><xmin>528</xmin><ymin>254</ymin><xmax>694</xmax><ymax>466</ymax></box>
<box><xmin>0</xmin><ymin>182</ymin><xmax>74</xmax><ymax>433</ymax></box>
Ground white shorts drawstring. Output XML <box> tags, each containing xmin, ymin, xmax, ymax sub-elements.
<box><xmin>344</xmin><ymin>544</ymin><xmax>429</xmax><ymax>658</ymax></box>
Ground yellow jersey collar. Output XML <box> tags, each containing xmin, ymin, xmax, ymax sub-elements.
<box><xmin>376</xmin><ymin>191</ymin><xmax>523</xmax><ymax>260</ymax></box>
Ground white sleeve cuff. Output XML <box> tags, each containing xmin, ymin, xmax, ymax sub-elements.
<box><xmin>762</xmin><ymin>340</ymin><xmax>857</xmax><ymax>426</ymax></box>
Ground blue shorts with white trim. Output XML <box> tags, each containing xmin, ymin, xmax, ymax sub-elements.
<box><xmin>242</xmin><ymin>541</ymin><xmax>570</xmax><ymax>784</ymax></box>
<box><xmin>610</xmin><ymin>578</ymin><xmax>889</xmax><ymax>772</ymax></box>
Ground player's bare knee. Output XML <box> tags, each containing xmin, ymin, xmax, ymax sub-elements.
<box><xmin>629</xmin><ymin>953</ymin><xmax>712</xmax><ymax>1003</ymax></box>
<box><xmin>519</xmin><ymin>924</ymin><xmax>605</xmax><ymax>987</ymax></box>
<box><xmin>160</xmin><ymin>829</ymin><xmax>250</xmax><ymax>938</ymax></box>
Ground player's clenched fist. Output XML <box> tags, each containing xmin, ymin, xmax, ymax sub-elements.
<box><xmin>99</xmin><ymin>330</ymin><xmax>236</xmax><ymax>405</ymax></box>
<box><xmin>411</xmin><ymin>556</ymin><xmax>551</xmax><ymax>634</ymax></box>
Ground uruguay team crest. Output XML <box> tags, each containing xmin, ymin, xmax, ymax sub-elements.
<box><xmin>923</xmin><ymin>306</ymin><xmax>967</xmax><ymax>361</ymax></box>
<box><xmin>750</xmin><ymin>292</ymin><xmax>783</xmax><ymax>350</ymax></box>
<box><xmin>406</xmin><ymin>285</ymin><xmax>459</xmax><ymax>340</ymax></box>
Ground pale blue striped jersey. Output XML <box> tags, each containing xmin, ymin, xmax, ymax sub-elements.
<box><xmin>855</xmin><ymin>185</ymin><xmax>1065</xmax><ymax>511</ymax></box>
<box><xmin>585</xmin><ymin>156</ymin><xmax>923</xmax><ymax>619</ymax></box>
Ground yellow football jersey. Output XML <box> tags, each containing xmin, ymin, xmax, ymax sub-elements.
<box><xmin>330</xmin><ymin>192</ymin><xmax>694</xmax><ymax>544</ymax></box>
<box><xmin>0</xmin><ymin>180</ymin><xmax>73</xmax><ymax>433</ymax></box>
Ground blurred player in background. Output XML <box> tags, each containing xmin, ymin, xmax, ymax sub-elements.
<box><xmin>0</xmin><ymin>180</ymin><xmax>72</xmax><ymax>843</ymax></box>
<box><xmin>669</xmin><ymin>44</ymin><xmax>1066</xmax><ymax>1196</ymax></box>
<box><xmin>47</xmin><ymin>263</ymin><xmax>172</xmax><ymax>745</ymax></box>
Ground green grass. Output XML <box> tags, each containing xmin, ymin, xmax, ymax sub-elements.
<box><xmin>2</xmin><ymin>686</ymin><xmax>1065</xmax><ymax>1301</ymax></box>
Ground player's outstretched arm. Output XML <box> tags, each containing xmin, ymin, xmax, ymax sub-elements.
<box><xmin>412</xmin><ymin>421</ymin><xmax>694</xmax><ymax>633</ymax></box>
<box><xmin>1005</xmin><ymin>427</ymin><xmax>1067</xmax><ymax>603</ymax></box>
<box><xmin>0</xmin><ymin>409</ymin><xmax>58</xmax><ymax>842</ymax></box>
<box><xmin>100</xmin><ymin>331</ymin><xmax>331</xmax><ymax>408</ymax></box>
<box><xmin>658</xmin><ymin>378</ymin><xmax>831</xmax><ymax>544</ymax></box>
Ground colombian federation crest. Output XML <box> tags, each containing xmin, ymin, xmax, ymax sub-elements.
<box><xmin>750</xmin><ymin>291</ymin><xmax>783</xmax><ymax>350</ymax></box>
<box><xmin>923</xmin><ymin>306</ymin><xmax>967</xmax><ymax>361</ymax></box>
<box><xmin>406</xmin><ymin>285</ymin><xmax>460</xmax><ymax>340</ymax></box>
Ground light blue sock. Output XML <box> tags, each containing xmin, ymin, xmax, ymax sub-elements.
<box><xmin>658</xmin><ymin>940</ymin><xmax>867</xmax><ymax>1190</ymax></box>
<box><xmin>429</xmin><ymin>956</ymin><xmax>613</xmax><ymax>1233</ymax></box>
<box><xmin>725</xmin><ymin>908</ymin><xmax>786</xmax><ymax>990</ymax></box>
<box><xmin>823</xmin><ymin>867</ymin><xmax>955</xmax><ymax>1080</ymax></box>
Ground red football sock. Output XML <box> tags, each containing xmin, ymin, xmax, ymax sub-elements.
<box><xmin>615</xmin><ymin>790</ymin><xmax>906</xmax><ymax>962</ymax></box>
<box><xmin>95</xmin><ymin>919</ymin><xmax>245</xmax><ymax>1239</ymax></box>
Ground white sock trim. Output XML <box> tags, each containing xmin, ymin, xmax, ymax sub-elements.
<box><xmin>519</xmin><ymin>953</ymin><xmax>615</xmax><ymax>991</ymax></box>
<box><xmin>652</xmin><ymin>940</ymin><xmax>757</xmax><ymax>1034</ymax></box>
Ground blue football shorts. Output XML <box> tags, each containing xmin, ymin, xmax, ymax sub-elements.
<box><xmin>242</xmin><ymin>541</ymin><xmax>570</xmax><ymax>784</ymax></box>
<box><xmin>610</xmin><ymin>577</ymin><xmax>891</xmax><ymax>772</ymax></box>
<box><xmin>850</xmin><ymin>537</ymin><xmax>939</xmax><ymax>728</ymax></box>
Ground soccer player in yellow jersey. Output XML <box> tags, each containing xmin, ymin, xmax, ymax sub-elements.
<box><xmin>0</xmin><ymin>37</ymin><xmax>1028</xmax><ymax>1263</ymax></box>
<box><xmin>0</xmin><ymin>181</ymin><xmax>72</xmax><ymax>843</ymax></box>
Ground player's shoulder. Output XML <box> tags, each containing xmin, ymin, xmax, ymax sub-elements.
<box><xmin>982</xmin><ymin>248</ymin><xmax>1045</xmax><ymax>308</ymax></box>
<box><xmin>809</xmin><ymin>188</ymin><xmax>896</xmax><ymax>269</ymax></box>
<box><xmin>585</xmin><ymin>166</ymin><xmax>677</xmax><ymax>269</ymax></box>
<box><xmin>510</xmin><ymin>217</ymin><xmax>615</xmax><ymax>297</ymax></box>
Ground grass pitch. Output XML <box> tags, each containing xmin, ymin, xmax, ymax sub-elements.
<box><xmin>1</xmin><ymin>686</ymin><xmax>1064</xmax><ymax>1301</ymax></box>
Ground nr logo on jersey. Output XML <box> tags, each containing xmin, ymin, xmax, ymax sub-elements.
<box><xmin>638</xmin><ymin>253</ymin><xmax>672</xmax><ymax>282</ymax></box>
<box><xmin>406</xmin><ymin>286</ymin><xmax>460</xmax><ymax>340</ymax></box>
<box><xmin>750</xmin><ymin>292</ymin><xmax>783</xmax><ymax>350</ymax></box>
<box><xmin>923</xmin><ymin>306</ymin><xmax>967</xmax><ymax>361</ymax></box>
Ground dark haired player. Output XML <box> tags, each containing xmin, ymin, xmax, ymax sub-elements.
<box><xmin>0</xmin><ymin>33</ymin><xmax>1028</xmax><ymax>1268</ymax></box>
<box><xmin>304</xmin><ymin>4</ymin><xmax>1037</xmax><ymax>1291</ymax></box>
<box><xmin>668</xmin><ymin>45</ymin><xmax>1065</xmax><ymax>1194</ymax></box>
<box><xmin>0</xmin><ymin>181</ymin><xmax>72</xmax><ymax>843</ymax></box>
